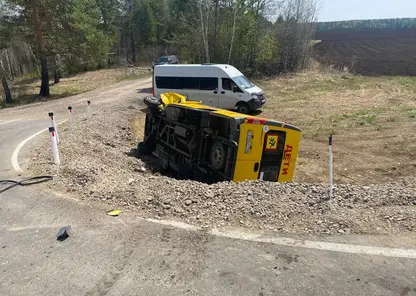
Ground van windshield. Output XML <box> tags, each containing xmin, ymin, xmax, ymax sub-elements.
<box><xmin>233</xmin><ymin>75</ymin><xmax>254</xmax><ymax>89</ymax></box>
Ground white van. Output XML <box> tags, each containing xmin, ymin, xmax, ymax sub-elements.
<box><xmin>152</xmin><ymin>64</ymin><xmax>266</xmax><ymax>114</ymax></box>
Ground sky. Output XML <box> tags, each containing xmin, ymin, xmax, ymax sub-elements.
<box><xmin>318</xmin><ymin>0</ymin><xmax>416</xmax><ymax>22</ymax></box>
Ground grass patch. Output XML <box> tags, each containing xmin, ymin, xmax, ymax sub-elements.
<box><xmin>116</xmin><ymin>69</ymin><xmax>151</xmax><ymax>82</ymax></box>
<box><xmin>258</xmin><ymin>69</ymin><xmax>416</xmax><ymax>184</ymax></box>
<box><xmin>408</xmin><ymin>110</ymin><xmax>416</xmax><ymax>118</ymax></box>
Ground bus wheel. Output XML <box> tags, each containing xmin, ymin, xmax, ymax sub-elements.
<box><xmin>210</xmin><ymin>141</ymin><xmax>226</xmax><ymax>171</ymax></box>
<box><xmin>144</xmin><ymin>96</ymin><xmax>161</xmax><ymax>108</ymax></box>
<box><xmin>236</xmin><ymin>102</ymin><xmax>250</xmax><ymax>114</ymax></box>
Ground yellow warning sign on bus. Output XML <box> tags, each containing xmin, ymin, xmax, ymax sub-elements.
<box><xmin>265</xmin><ymin>135</ymin><xmax>278</xmax><ymax>151</ymax></box>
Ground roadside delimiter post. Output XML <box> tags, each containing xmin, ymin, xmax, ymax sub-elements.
<box><xmin>68</xmin><ymin>106</ymin><xmax>73</xmax><ymax>127</ymax></box>
<box><xmin>329</xmin><ymin>135</ymin><xmax>333</xmax><ymax>198</ymax></box>
<box><xmin>49</xmin><ymin>112</ymin><xmax>59</xmax><ymax>143</ymax></box>
<box><xmin>49</xmin><ymin>126</ymin><xmax>60</xmax><ymax>165</ymax></box>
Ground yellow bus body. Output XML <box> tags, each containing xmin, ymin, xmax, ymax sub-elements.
<box><xmin>158</xmin><ymin>92</ymin><xmax>302</xmax><ymax>182</ymax></box>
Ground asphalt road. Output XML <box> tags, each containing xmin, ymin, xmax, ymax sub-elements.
<box><xmin>0</xmin><ymin>78</ymin><xmax>415</xmax><ymax>296</ymax></box>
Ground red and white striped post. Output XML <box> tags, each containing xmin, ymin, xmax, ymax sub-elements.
<box><xmin>49</xmin><ymin>126</ymin><xmax>60</xmax><ymax>165</ymax></box>
<box><xmin>87</xmin><ymin>101</ymin><xmax>92</xmax><ymax>118</ymax></box>
<box><xmin>68</xmin><ymin>106</ymin><xmax>73</xmax><ymax>127</ymax></box>
<box><xmin>49</xmin><ymin>112</ymin><xmax>59</xmax><ymax>143</ymax></box>
<box><xmin>329</xmin><ymin>135</ymin><xmax>333</xmax><ymax>198</ymax></box>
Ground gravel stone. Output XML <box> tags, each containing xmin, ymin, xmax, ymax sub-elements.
<box><xmin>27</xmin><ymin>96</ymin><xmax>416</xmax><ymax>236</ymax></box>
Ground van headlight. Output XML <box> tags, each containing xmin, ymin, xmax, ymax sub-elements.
<box><xmin>252</xmin><ymin>94</ymin><xmax>259</xmax><ymax>100</ymax></box>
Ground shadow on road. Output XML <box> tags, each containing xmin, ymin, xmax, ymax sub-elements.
<box><xmin>137</xmin><ymin>87</ymin><xmax>152</xmax><ymax>94</ymax></box>
<box><xmin>250</xmin><ymin>110</ymin><xmax>263</xmax><ymax>116</ymax></box>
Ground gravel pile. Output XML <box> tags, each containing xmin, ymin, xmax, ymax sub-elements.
<box><xmin>28</xmin><ymin>96</ymin><xmax>416</xmax><ymax>235</ymax></box>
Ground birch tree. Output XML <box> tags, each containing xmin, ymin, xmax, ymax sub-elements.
<box><xmin>198</xmin><ymin>0</ymin><xmax>211</xmax><ymax>63</ymax></box>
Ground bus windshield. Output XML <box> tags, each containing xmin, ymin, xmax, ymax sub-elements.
<box><xmin>233</xmin><ymin>75</ymin><xmax>254</xmax><ymax>89</ymax></box>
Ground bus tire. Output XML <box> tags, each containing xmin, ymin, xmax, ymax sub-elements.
<box><xmin>236</xmin><ymin>102</ymin><xmax>250</xmax><ymax>114</ymax></box>
<box><xmin>210</xmin><ymin>141</ymin><xmax>226</xmax><ymax>171</ymax></box>
<box><xmin>144</xmin><ymin>96</ymin><xmax>161</xmax><ymax>108</ymax></box>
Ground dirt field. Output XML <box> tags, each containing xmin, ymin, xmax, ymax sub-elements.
<box><xmin>314</xmin><ymin>33</ymin><xmax>416</xmax><ymax>76</ymax></box>
<box><xmin>256</xmin><ymin>70</ymin><xmax>416</xmax><ymax>185</ymax></box>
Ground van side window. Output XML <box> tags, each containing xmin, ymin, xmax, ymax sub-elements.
<box><xmin>222</xmin><ymin>78</ymin><xmax>232</xmax><ymax>91</ymax></box>
<box><xmin>222</xmin><ymin>78</ymin><xmax>242</xmax><ymax>93</ymax></box>
<box><xmin>200</xmin><ymin>78</ymin><xmax>218</xmax><ymax>90</ymax></box>
<box><xmin>181</xmin><ymin>77</ymin><xmax>199</xmax><ymax>89</ymax></box>
<box><xmin>156</xmin><ymin>76</ymin><xmax>181</xmax><ymax>89</ymax></box>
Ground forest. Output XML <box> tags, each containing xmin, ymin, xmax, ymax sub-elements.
<box><xmin>0</xmin><ymin>0</ymin><xmax>318</xmax><ymax>102</ymax></box>
<box><xmin>317</xmin><ymin>18</ymin><xmax>416</xmax><ymax>32</ymax></box>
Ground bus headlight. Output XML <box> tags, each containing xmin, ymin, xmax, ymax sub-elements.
<box><xmin>245</xmin><ymin>130</ymin><xmax>253</xmax><ymax>153</ymax></box>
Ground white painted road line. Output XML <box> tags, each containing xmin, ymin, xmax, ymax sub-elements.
<box><xmin>11</xmin><ymin>120</ymin><xmax>67</xmax><ymax>173</ymax></box>
<box><xmin>210</xmin><ymin>229</ymin><xmax>416</xmax><ymax>259</ymax></box>
<box><xmin>0</xmin><ymin>119</ymin><xmax>18</xmax><ymax>126</ymax></box>
<box><xmin>147</xmin><ymin>218</ymin><xmax>416</xmax><ymax>259</ymax></box>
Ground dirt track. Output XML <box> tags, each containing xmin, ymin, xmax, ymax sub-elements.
<box><xmin>0</xmin><ymin>76</ymin><xmax>152</xmax><ymax>122</ymax></box>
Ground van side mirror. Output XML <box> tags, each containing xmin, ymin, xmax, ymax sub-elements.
<box><xmin>232</xmin><ymin>86</ymin><xmax>239</xmax><ymax>93</ymax></box>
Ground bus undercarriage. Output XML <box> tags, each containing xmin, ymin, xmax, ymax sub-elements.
<box><xmin>139</xmin><ymin>97</ymin><xmax>243</xmax><ymax>183</ymax></box>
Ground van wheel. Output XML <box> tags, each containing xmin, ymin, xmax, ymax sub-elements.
<box><xmin>210</xmin><ymin>141</ymin><xmax>226</xmax><ymax>171</ymax></box>
<box><xmin>236</xmin><ymin>102</ymin><xmax>250</xmax><ymax>114</ymax></box>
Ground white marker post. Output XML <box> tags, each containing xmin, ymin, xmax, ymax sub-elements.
<box><xmin>87</xmin><ymin>101</ymin><xmax>92</xmax><ymax>118</ymax></box>
<box><xmin>49</xmin><ymin>127</ymin><xmax>60</xmax><ymax>165</ymax></box>
<box><xmin>49</xmin><ymin>112</ymin><xmax>59</xmax><ymax>143</ymax></box>
<box><xmin>68</xmin><ymin>106</ymin><xmax>73</xmax><ymax>127</ymax></box>
<box><xmin>329</xmin><ymin>135</ymin><xmax>333</xmax><ymax>198</ymax></box>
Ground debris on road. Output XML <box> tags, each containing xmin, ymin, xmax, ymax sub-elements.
<box><xmin>0</xmin><ymin>176</ymin><xmax>53</xmax><ymax>194</ymax></box>
<box><xmin>56</xmin><ymin>226</ymin><xmax>71</xmax><ymax>241</ymax></box>
<box><xmin>106</xmin><ymin>209</ymin><xmax>122</xmax><ymax>216</ymax></box>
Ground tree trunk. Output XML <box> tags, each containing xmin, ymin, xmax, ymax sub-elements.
<box><xmin>199</xmin><ymin>1</ymin><xmax>210</xmax><ymax>63</ymax></box>
<box><xmin>129</xmin><ymin>0</ymin><xmax>136</xmax><ymax>64</ymax></box>
<box><xmin>249</xmin><ymin>0</ymin><xmax>264</xmax><ymax>68</ymax></box>
<box><xmin>39</xmin><ymin>54</ymin><xmax>49</xmax><ymax>96</ymax></box>
<box><xmin>54</xmin><ymin>68</ymin><xmax>60</xmax><ymax>84</ymax></box>
<box><xmin>228</xmin><ymin>1</ymin><xmax>238</xmax><ymax>64</ymax></box>
<box><xmin>2</xmin><ymin>76</ymin><xmax>12</xmax><ymax>104</ymax></box>
<box><xmin>130</xmin><ymin>34</ymin><xmax>136</xmax><ymax>64</ymax></box>
<box><xmin>54</xmin><ymin>54</ymin><xmax>61</xmax><ymax>84</ymax></box>
<box><xmin>6</xmin><ymin>51</ymin><xmax>15</xmax><ymax>79</ymax></box>
<box><xmin>212</xmin><ymin>0</ymin><xmax>219</xmax><ymax>61</ymax></box>
<box><xmin>32</xmin><ymin>0</ymin><xmax>50</xmax><ymax>97</ymax></box>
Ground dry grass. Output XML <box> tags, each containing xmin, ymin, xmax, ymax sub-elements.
<box><xmin>256</xmin><ymin>70</ymin><xmax>416</xmax><ymax>184</ymax></box>
<box><xmin>1</xmin><ymin>67</ymin><xmax>151</xmax><ymax>108</ymax></box>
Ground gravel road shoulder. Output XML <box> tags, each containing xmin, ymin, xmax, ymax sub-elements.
<box><xmin>27</xmin><ymin>94</ymin><xmax>416</xmax><ymax>236</ymax></box>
